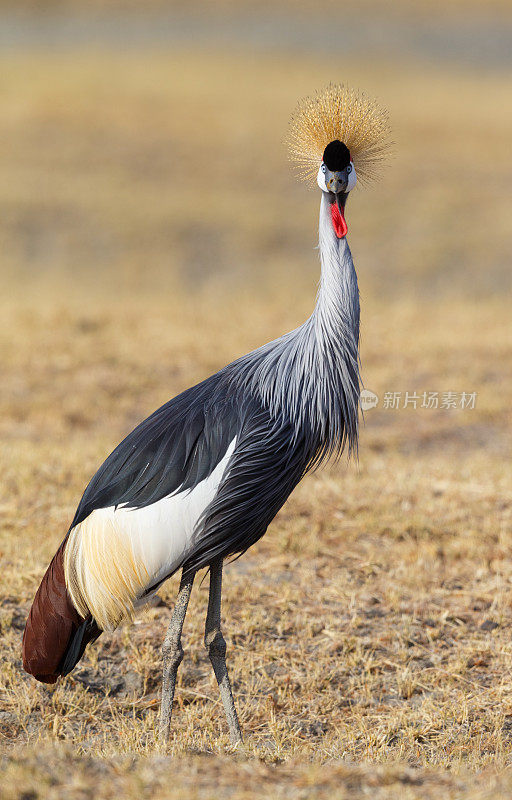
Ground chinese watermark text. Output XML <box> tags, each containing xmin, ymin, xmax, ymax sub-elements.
<box><xmin>360</xmin><ymin>389</ymin><xmax>477</xmax><ymax>412</ymax></box>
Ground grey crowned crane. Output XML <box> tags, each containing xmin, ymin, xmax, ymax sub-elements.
<box><xmin>22</xmin><ymin>85</ymin><xmax>390</xmax><ymax>746</ymax></box>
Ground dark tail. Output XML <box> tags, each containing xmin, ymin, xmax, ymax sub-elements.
<box><xmin>22</xmin><ymin>540</ymin><xmax>100</xmax><ymax>683</ymax></box>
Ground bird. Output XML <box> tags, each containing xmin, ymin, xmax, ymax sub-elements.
<box><xmin>22</xmin><ymin>84</ymin><xmax>390</xmax><ymax>746</ymax></box>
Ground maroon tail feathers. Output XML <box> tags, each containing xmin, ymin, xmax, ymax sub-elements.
<box><xmin>22</xmin><ymin>540</ymin><xmax>100</xmax><ymax>683</ymax></box>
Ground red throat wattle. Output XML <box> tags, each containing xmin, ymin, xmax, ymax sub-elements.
<box><xmin>331</xmin><ymin>202</ymin><xmax>348</xmax><ymax>239</ymax></box>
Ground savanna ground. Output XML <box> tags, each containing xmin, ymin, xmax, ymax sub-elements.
<box><xmin>1</xmin><ymin>2</ymin><xmax>512</xmax><ymax>797</ymax></box>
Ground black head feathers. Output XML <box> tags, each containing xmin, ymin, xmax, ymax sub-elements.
<box><xmin>322</xmin><ymin>140</ymin><xmax>351</xmax><ymax>171</ymax></box>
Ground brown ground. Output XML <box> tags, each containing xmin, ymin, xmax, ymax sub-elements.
<box><xmin>1</xmin><ymin>7</ymin><xmax>512</xmax><ymax>798</ymax></box>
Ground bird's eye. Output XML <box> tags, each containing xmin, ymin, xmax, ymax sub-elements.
<box><xmin>347</xmin><ymin>164</ymin><xmax>352</xmax><ymax>174</ymax></box>
<box><xmin>321</xmin><ymin>164</ymin><xmax>326</xmax><ymax>173</ymax></box>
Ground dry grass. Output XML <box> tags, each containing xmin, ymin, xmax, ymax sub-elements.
<box><xmin>1</xmin><ymin>27</ymin><xmax>512</xmax><ymax>800</ymax></box>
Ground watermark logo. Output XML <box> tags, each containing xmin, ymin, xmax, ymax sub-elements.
<box><xmin>360</xmin><ymin>389</ymin><xmax>379</xmax><ymax>411</ymax></box>
<box><xmin>361</xmin><ymin>390</ymin><xmax>477</xmax><ymax>411</ymax></box>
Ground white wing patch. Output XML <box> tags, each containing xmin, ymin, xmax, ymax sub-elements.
<box><xmin>64</xmin><ymin>438</ymin><xmax>236</xmax><ymax>631</ymax></box>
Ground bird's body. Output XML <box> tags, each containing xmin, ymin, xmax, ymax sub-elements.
<box><xmin>23</xmin><ymin>196</ymin><xmax>360</xmax><ymax>678</ymax></box>
<box><xmin>22</xmin><ymin>85</ymin><xmax>390</xmax><ymax>744</ymax></box>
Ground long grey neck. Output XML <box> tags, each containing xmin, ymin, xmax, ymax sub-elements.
<box><xmin>233</xmin><ymin>192</ymin><xmax>361</xmax><ymax>461</ymax></box>
<box><xmin>314</xmin><ymin>193</ymin><xmax>360</xmax><ymax>366</ymax></box>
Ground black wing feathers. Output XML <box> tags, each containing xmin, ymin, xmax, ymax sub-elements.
<box><xmin>70</xmin><ymin>374</ymin><xmax>238</xmax><ymax>531</ymax></box>
<box><xmin>69</xmin><ymin>368</ymin><xmax>318</xmax><ymax>580</ymax></box>
<box><xmin>183</xmin><ymin>400</ymin><xmax>316</xmax><ymax>575</ymax></box>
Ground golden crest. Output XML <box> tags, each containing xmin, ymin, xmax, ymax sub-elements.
<box><xmin>287</xmin><ymin>83</ymin><xmax>391</xmax><ymax>185</ymax></box>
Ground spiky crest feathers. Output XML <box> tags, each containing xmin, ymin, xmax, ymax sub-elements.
<box><xmin>287</xmin><ymin>83</ymin><xmax>391</xmax><ymax>185</ymax></box>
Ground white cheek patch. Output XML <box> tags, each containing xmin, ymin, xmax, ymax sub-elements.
<box><xmin>317</xmin><ymin>164</ymin><xmax>327</xmax><ymax>191</ymax></box>
<box><xmin>346</xmin><ymin>161</ymin><xmax>357</xmax><ymax>192</ymax></box>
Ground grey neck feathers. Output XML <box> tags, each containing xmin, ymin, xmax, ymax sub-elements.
<box><xmin>232</xmin><ymin>192</ymin><xmax>361</xmax><ymax>462</ymax></box>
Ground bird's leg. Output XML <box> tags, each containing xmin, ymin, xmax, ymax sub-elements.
<box><xmin>159</xmin><ymin>570</ymin><xmax>195</xmax><ymax>746</ymax></box>
<box><xmin>204</xmin><ymin>558</ymin><xmax>243</xmax><ymax>745</ymax></box>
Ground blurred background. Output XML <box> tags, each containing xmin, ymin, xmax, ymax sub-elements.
<box><xmin>1</xmin><ymin>0</ymin><xmax>511</xmax><ymax>298</ymax></box>
<box><xmin>0</xmin><ymin>0</ymin><xmax>510</xmax><ymax>467</ymax></box>
<box><xmin>1</xmin><ymin>0</ymin><xmax>511</xmax><ymax>456</ymax></box>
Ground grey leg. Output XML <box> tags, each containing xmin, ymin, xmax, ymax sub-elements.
<box><xmin>204</xmin><ymin>558</ymin><xmax>243</xmax><ymax>745</ymax></box>
<box><xmin>159</xmin><ymin>570</ymin><xmax>195</xmax><ymax>745</ymax></box>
